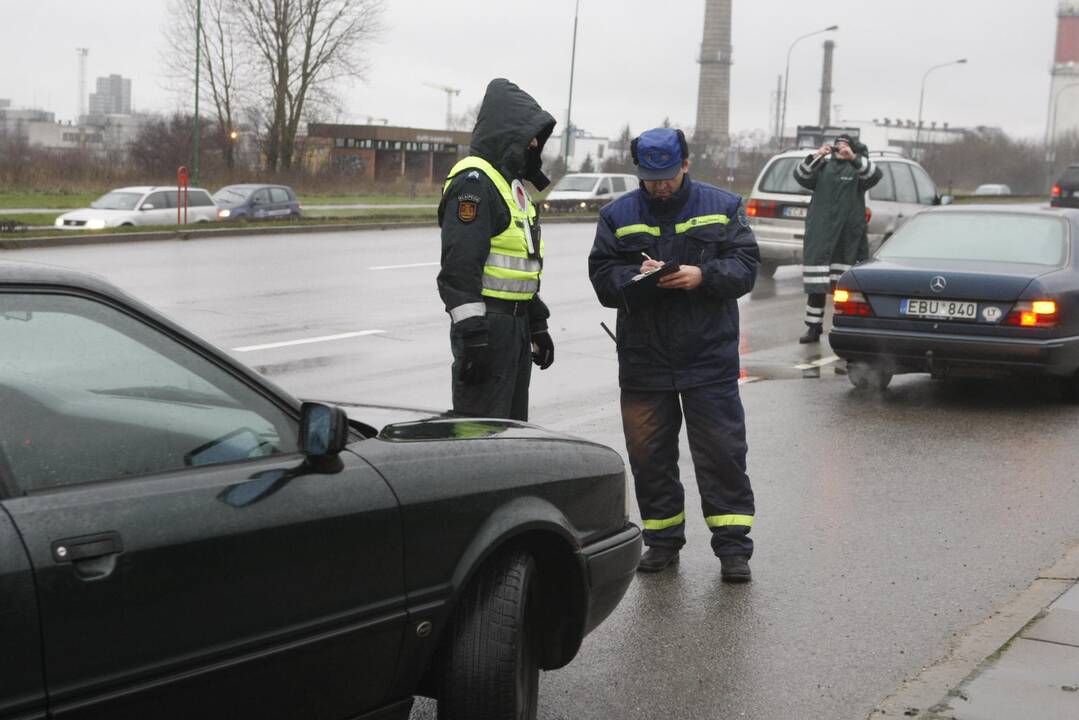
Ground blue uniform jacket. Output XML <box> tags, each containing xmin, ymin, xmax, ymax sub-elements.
<box><xmin>588</xmin><ymin>179</ymin><xmax>760</xmax><ymax>391</ymax></box>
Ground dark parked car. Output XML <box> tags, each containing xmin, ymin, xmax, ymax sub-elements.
<box><xmin>829</xmin><ymin>206</ymin><xmax>1079</xmax><ymax>398</ymax></box>
<box><xmin>213</xmin><ymin>184</ymin><xmax>302</xmax><ymax>221</ymax></box>
<box><xmin>1050</xmin><ymin>165</ymin><xmax>1079</xmax><ymax>208</ymax></box>
<box><xmin>0</xmin><ymin>260</ymin><xmax>640</xmax><ymax>720</ymax></box>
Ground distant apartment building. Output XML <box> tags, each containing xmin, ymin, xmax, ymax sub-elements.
<box><xmin>87</xmin><ymin>74</ymin><xmax>132</xmax><ymax>117</ymax></box>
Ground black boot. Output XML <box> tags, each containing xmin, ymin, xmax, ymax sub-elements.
<box><xmin>637</xmin><ymin>546</ymin><xmax>680</xmax><ymax>573</ymax></box>
<box><xmin>720</xmin><ymin>555</ymin><xmax>752</xmax><ymax>583</ymax></box>
<box><xmin>799</xmin><ymin>325</ymin><xmax>823</xmax><ymax>344</ymax></box>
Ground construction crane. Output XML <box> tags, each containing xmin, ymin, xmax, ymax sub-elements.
<box><xmin>423</xmin><ymin>82</ymin><xmax>461</xmax><ymax>130</ymax></box>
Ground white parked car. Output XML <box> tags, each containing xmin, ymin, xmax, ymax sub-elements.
<box><xmin>541</xmin><ymin>173</ymin><xmax>638</xmax><ymax>212</ymax></box>
<box><xmin>54</xmin><ymin>187</ymin><xmax>218</xmax><ymax>230</ymax></box>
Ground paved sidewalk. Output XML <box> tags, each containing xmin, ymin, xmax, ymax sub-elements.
<box><xmin>873</xmin><ymin>544</ymin><xmax>1079</xmax><ymax>719</ymax></box>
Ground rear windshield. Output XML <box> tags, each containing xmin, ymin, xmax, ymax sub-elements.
<box><xmin>878</xmin><ymin>213</ymin><xmax>1068</xmax><ymax>267</ymax></box>
<box><xmin>553</xmin><ymin>176</ymin><xmax>598</xmax><ymax>192</ymax></box>
<box><xmin>757</xmin><ymin>157</ymin><xmax>811</xmax><ymax>195</ymax></box>
<box><xmin>1059</xmin><ymin>167</ymin><xmax>1079</xmax><ymax>186</ymax></box>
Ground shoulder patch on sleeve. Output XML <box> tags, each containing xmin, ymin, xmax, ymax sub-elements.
<box><xmin>737</xmin><ymin>204</ymin><xmax>749</xmax><ymax>228</ymax></box>
<box><xmin>458</xmin><ymin>200</ymin><xmax>478</xmax><ymax>223</ymax></box>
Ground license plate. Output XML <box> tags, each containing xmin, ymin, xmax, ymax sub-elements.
<box><xmin>783</xmin><ymin>206</ymin><xmax>807</xmax><ymax>218</ymax></box>
<box><xmin>900</xmin><ymin>298</ymin><xmax>977</xmax><ymax>319</ymax></box>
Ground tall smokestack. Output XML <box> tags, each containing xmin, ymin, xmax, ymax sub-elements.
<box><xmin>694</xmin><ymin>0</ymin><xmax>732</xmax><ymax>147</ymax></box>
<box><xmin>818</xmin><ymin>40</ymin><xmax>835</xmax><ymax>128</ymax></box>
<box><xmin>1048</xmin><ymin>1</ymin><xmax>1079</xmax><ymax>148</ymax></box>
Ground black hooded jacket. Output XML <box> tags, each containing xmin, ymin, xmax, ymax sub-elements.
<box><xmin>437</xmin><ymin>79</ymin><xmax>557</xmax><ymax>341</ymax></box>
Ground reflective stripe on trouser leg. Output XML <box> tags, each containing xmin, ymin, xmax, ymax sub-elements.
<box><xmin>621</xmin><ymin>389</ymin><xmax>687</xmax><ymax>548</ymax></box>
<box><xmin>450</xmin><ymin>312</ymin><xmax>532</xmax><ymax>421</ymax></box>
<box><xmin>802</xmin><ymin>264</ymin><xmax>831</xmax><ymax>295</ymax></box>
<box><xmin>805</xmin><ymin>293</ymin><xmax>826</xmax><ymax>327</ymax></box>
<box><xmin>680</xmin><ymin>380</ymin><xmax>755</xmax><ymax>557</ymax></box>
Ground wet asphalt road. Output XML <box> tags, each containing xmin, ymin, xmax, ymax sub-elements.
<box><xmin>9</xmin><ymin>224</ymin><xmax>1079</xmax><ymax>719</ymax></box>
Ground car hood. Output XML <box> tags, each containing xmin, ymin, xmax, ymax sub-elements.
<box><xmin>58</xmin><ymin>209</ymin><xmax>133</xmax><ymax>220</ymax></box>
<box><xmin>546</xmin><ymin>190</ymin><xmax>594</xmax><ymax>200</ymax></box>
<box><xmin>849</xmin><ymin>257</ymin><xmax>1053</xmax><ymax>301</ymax></box>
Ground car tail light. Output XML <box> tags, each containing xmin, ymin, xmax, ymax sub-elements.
<box><xmin>1003</xmin><ymin>300</ymin><xmax>1058</xmax><ymax>327</ymax></box>
<box><xmin>1052</xmin><ymin>185</ymin><xmax>1062</xmax><ymax>198</ymax></box>
<box><xmin>865</xmin><ymin>207</ymin><xmax>872</xmax><ymax>223</ymax></box>
<box><xmin>746</xmin><ymin>199</ymin><xmax>778</xmax><ymax>218</ymax></box>
<box><xmin>833</xmin><ymin>288</ymin><xmax>874</xmax><ymax>317</ymax></box>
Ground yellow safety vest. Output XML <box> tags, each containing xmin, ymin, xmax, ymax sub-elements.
<box><xmin>444</xmin><ymin>157</ymin><xmax>543</xmax><ymax>302</ymax></box>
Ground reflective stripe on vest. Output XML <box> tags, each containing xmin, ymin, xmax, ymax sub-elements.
<box><xmin>642</xmin><ymin>511</ymin><xmax>686</xmax><ymax>531</ymax></box>
<box><xmin>704</xmin><ymin>514</ymin><xmax>754</xmax><ymax>528</ymax></box>
<box><xmin>444</xmin><ymin>157</ymin><xmax>542</xmax><ymax>301</ymax></box>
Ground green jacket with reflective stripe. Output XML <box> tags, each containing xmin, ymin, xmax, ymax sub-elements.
<box><xmin>588</xmin><ymin>179</ymin><xmax>760</xmax><ymax>391</ymax></box>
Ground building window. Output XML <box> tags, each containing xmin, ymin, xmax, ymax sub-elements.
<box><xmin>334</xmin><ymin>137</ymin><xmax>346</xmax><ymax>147</ymax></box>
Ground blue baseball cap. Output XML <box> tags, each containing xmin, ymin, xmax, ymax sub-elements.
<box><xmin>633</xmin><ymin>128</ymin><xmax>686</xmax><ymax>180</ymax></box>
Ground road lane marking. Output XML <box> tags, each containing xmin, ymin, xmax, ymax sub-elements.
<box><xmin>793</xmin><ymin>356</ymin><xmax>839</xmax><ymax>370</ymax></box>
<box><xmin>233</xmin><ymin>330</ymin><xmax>385</xmax><ymax>352</ymax></box>
<box><xmin>369</xmin><ymin>262</ymin><xmax>439</xmax><ymax>270</ymax></box>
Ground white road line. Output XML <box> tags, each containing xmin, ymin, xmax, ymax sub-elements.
<box><xmin>369</xmin><ymin>261</ymin><xmax>439</xmax><ymax>270</ymax></box>
<box><xmin>793</xmin><ymin>356</ymin><xmax>840</xmax><ymax>371</ymax></box>
<box><xmin>233</xmin><ymin>330</ymin><xmax>385</xmax><ymax>352</ymax></box>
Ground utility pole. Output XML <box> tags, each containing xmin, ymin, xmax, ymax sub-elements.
<box><xmin>423</xmin><ymin>83</ymin><xmax>462</xmax><ymax>130</ymax></box>
<box><xmin>193</xmin><ymin>0</ymin><xmax>202</xmax><ymax>186</ymax></box>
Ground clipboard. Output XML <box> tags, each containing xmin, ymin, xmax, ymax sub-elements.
<box><xmin>620</xmin><ymin>262</ymin><xmax>680</xmax><ymax>313</ymax></box>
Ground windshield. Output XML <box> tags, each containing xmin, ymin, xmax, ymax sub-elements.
<box><xmin>213</xmin><ymin>186</ymin><xmax>252</xmax><ymax>207</ymax></box>
<box><xmin>758</xmin><ymin>157</ymin><xmax>812</xmax><ymax>195</ymax></box>
<box><xmin>553</xmin><ymin>176</ymin><xmax>599</xmax><ymax>192</ymax></box>
<box><xmin>90</xmin><ymin>192</ymin><xmax>143</xmax><ymax>210</ymax></box>
<box><xmin>878</xmin><ymin>213</ymin><xmax>1068</xmax><ymax>267</ymax></box>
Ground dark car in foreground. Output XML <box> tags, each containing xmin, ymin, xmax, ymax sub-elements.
<box><xmin>213</xmin><ymin>183</ymin><xmax>302</xmax><ymax>221</ymax></box>
<box><xmin>829</xmin><ymin>206</ymin><xmax>1079</xmax><ymax>398</ymax></box>
<box><xmin>0</xmin><ymin>260</ymin><xmax>640</xmax><ymax>720</ymax></box>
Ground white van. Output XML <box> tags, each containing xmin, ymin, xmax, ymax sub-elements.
<box><xmin>542</xmin><ymin>173</ymin><xmax>638</xmax><ymax>213</ymax></box>
<box><xmin>54</xmin><ymin>187</ymin><xmax>218</xmax><ymax>230</ymax></box>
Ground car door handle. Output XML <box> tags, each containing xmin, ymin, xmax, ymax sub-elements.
<box><xmin>52</xmin><ymin>532</ymin><xmax>123</xmax><ymax>580</ymax></box>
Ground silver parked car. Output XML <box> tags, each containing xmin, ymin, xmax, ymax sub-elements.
<box><xmin>746</xmin><ymin>150</ymin><xmax>949</xmax><ymax>275</ymax></box>
<box><xmin>54</xmin><ymin>186</ymin><xmax>218</xmax><ymax>230</ymax></box>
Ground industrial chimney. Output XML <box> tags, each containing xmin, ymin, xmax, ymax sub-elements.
<box><xmin>694</xmin><ymin>0</ymin><xmax>732</xmax><ymax>148</ymax></box>
<box><xmin>818</xmin><ymin>40</ymin><xmax>835</xmax><ymax>128</ymax></box>
<box><xmin>76</xmin><ymin>48</ymin><xmax>89</xmax><ymax>121</ymax></box>
<box><xmin>1048</xmin><ymin>1</ymin><xmax>1079</xmax><ymax>147</ymax></box>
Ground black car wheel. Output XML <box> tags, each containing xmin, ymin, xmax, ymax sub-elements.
<box><xmin>848</xmin><ymin>361</ymin><xmax>893</xmax><ymax>391</ymax></box>
<box><xmin>437</xmin><ymin>549</ymin><xmax>539</xmax><ymax>720</ymax></box>
<box><xmin>1059</xmin><ymin>371</ymin><xmax>1079</xmax><ymax>403</ymax></box>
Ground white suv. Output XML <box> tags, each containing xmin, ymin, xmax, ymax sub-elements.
<box><xmin>55</xmin><ymin>187</ymin><xmax>218</xmax><ymax>230</ymax></box>
<box><xmin>746</xmin><ymin>150</ymin><xmax>948</xmax><ymax>275</ymax></box>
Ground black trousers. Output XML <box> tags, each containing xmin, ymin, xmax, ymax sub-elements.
<box><xmin>450</xmin><ymin>310</ymin><xmax>532</xmax><ymax>421</ymax></box>
<box><xmin>621</xmin><ymin>380</ymin><xmax>755</xmax><ymax>557</ymax></box>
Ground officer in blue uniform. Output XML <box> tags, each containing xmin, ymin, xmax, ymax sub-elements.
<box><xmin>588</xmin><ymin>128</ymin><xmax>760</xmax><ymax>580</ymax></box>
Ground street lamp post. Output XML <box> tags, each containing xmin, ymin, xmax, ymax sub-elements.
<box><xmin>562</xmin><ymin>0</ymin><xmax>581</xmax><ymax>168</ymax></box>
<box><xmin>778</xmin><ymin>25</ymin><xmax>838</xmax><ymax>148</ymax></box>
<box><xmin>915</xmin><ymin>58</ymin><xmax>967</xmax><ymax>158</ymax></box>
<box><xmin>193</xmin><ymin>0</ymin><xmax>202</xmax><ymax>187</ymax></box>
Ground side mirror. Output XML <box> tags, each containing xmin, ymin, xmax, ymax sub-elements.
<box><xmin>300</xmin><ymin>402</ymin><xmax>349</xmax><ymax>457</ymax></box>
<box><xmin>140</xmin><ymin>203</ymin><xmax>156</xmax><ymax>210</ymax></box>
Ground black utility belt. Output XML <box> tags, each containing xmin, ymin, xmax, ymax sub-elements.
<box><xmin>484</xmin><ymin>297</ymin><xmax>532</xmax><ymax>316</ymax></box>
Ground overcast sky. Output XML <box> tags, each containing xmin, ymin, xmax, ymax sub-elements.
<box><xmin>0</xmin><ymin>0</ymin><xmax>1062</xmax><ymax>141</ymax></box>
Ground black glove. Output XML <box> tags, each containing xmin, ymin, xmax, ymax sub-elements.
<box><xmin>459</xmin><ymin>340</ymin><xmax>490</xmax><ymax>386</ymax></box>
<box><xmin>531</xmin><ymin>331</ymin><xmax>555</xmax><ymax>370</ymax></box>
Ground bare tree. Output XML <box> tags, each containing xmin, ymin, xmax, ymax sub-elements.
<box><xmin>163</xmin><ymin>0</ymin><xmax>248</xmax><ymax>171</ymax></box>
<box><xmin>235</xmin><ymin>0</ymin><xmax>384</xmax><ymax>171</ymax></box>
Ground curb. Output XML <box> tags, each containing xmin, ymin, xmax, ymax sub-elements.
<box><xmin>0</xmin><ymin>214</ymin><xmax>598</xmax><ymax>251</ymax></box>
<box><xmin>869</xmin><ymin>542</ymin><xmax>1079</xmax><ymax>718</ymax></box>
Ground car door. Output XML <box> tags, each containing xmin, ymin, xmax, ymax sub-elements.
<box><xmin>250</xmin><ymin>188</ymin><xmax>272</xmax><ymax>220</ymax></box>
<box><xmin>137</xmin><ymin>191</ymin><xmax>172</xmax><ymax>226</ymax></box>
<box><xmin>0</xmin><ymin>289</ymin><xmax>406</xmax><ymax>720</ymax></box>
<box><xmin>890</xmin><ymin>162</ymin><xmax>923</xmax><ymax>233</ymax></box>
<box><xmin>268</xmin><ymin>188</ymin><xmax>293</xmax><ymax>218</ymax></box>
<box><xmin>867</xmin><ymin>162</ymin><xmax>900</xmax><ymax>245</ymax></box>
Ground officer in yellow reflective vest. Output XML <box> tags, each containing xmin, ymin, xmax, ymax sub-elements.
<box><xmin>437</xmin><ymin>79</ymin><xmax>557</xmax><ymax>421</ymax></box>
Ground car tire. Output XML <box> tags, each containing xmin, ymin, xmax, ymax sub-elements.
<box><xmin>437</xmin><ymin>549</ymin><xmax>539</xmax><ymax>720</ymax></box>
<box><xmin>758</xmin><ymin>261</ymin><xmax>778</xmax><ymax>278</ymax></box>
<box><xmin>848</xmin><ymin>361</ymin><xmax>892</xmax><ymax>391</ymax></box>
<box><xmin>1059</xmin><ymin>372</ymin><xmax>1079</xmax><ymax>403</ymax></box>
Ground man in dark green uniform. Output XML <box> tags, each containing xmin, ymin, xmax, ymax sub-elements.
<box><xmin>437</xmin><ymin>78</ymin><xmax>557</xmax><ymax>420</ymax></box>
<box><xmin>793</xmin><ymin>133</ymin><xmax>883</xmax><ymax>343</ymax></box>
